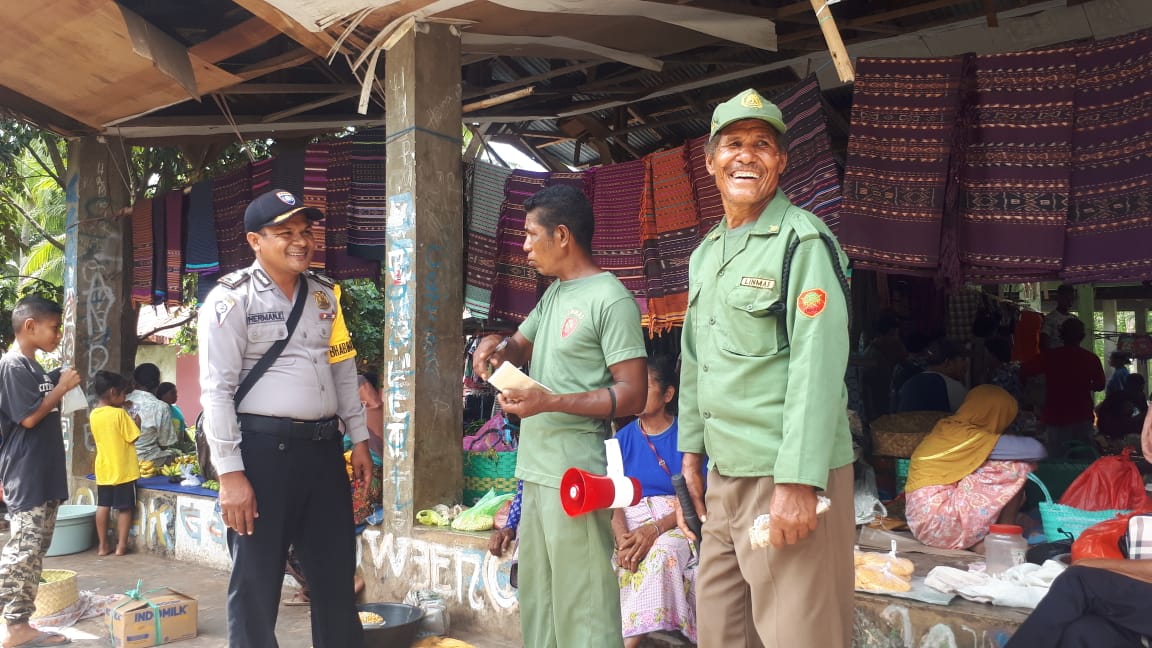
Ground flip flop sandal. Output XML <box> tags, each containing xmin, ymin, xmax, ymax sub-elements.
<box><xmin>282</xmin><ymin>593</ymin><xmax>311</xmax><ymax>607</ymax></box>
<box><xmin>10</xmin><ymin>631</ymin><xmax>71</xmax><ymax>647</ymax></box>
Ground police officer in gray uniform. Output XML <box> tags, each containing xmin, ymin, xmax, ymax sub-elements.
<box><xmin>198</xmin><ymin>189</ymin><xmax>371</xmax><ymax>648</ymax></box>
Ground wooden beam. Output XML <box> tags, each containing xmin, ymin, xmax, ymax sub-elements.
<box><xmin>188</xmin><ymin>17</ymin><xmax>282</xmax><ymax>64</ymax></box>
<box><xmin>809</xmin><ymin>0</ymin><xmax>854</xmax><ymax>83</ymax></box>
<box><xmin>984</xmin><ymin>0</ymin><xmax>1000</xmax><ymax>27</ymax></box>
<box><xmin>464</xmin><ymin>62</ymin><xmax>596</xmax><ymax>100</ymax></box>
<box><xmin>0</xmin><ymin>86</ymin><xmax>96</xmax><ymax>136</ymax></box>
<box><xmin>109</xmin><ymin>114</ymin><xmax>384</xmax><ymax>138</ymax></box>
<box><xmin>779</xmin><ymin>0</ymin><xmax>974</xmax><ymax>45</ymax></box>
<box><xmin>486</xmin><ymin>0</ymin><xmax>777</xmax><ymax>50</ymax></box>
<box><xmin>468</xmin><ymin>63</ymin><xmax>797</xmax><ymax>123</ymax></box>
<box><xmin>262</xmin><ymin>91</ymin><xmax>359</xmax><ymax>122</ymax></box>
<box><xmin>235</xmin><ymin>48</ymin><xmax>317</xmax><ymax>81</ymax></box>
<box><xmin>229</xmin><ymin>0</ymin><xmax>338</xmax><ymax>58</ymax></box>
<box><xmin>462</xmin><ymin>87</ymin><xmax>535</xmax><ymax>113</ymax></box>
<box><xmin>461</xmin><ymin>34</ymin><xmax>664</xmax><ymax>71</ymax></box>
<box><xmin>218</xmin><ymin>83</ymin><xmax>360</xmax><ymax>95</ymax></box>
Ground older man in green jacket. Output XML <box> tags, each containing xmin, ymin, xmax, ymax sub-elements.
<box><xmin>678</xmin><ymin>89</ymin><xmax>856</xmax><ymax>648</ymax></box>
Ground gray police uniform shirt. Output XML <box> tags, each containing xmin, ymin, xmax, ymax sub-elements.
<box><xmin>197</xmin><ymin>260</ymin><xmax>368</xmax><ymax>475</ymax></box>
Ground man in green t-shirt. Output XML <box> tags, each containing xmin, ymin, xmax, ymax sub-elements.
<box><xmin>677</xmin><ymin>89</ymin><xmax>856</xmax><ymax>648</ymax></box>
<box><xmin>474</xmin><ymin>184</ymin><xmax>647</xmax><ymax>648</ymax></box>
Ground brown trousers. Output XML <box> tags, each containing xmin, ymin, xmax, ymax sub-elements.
<box><xmin>695</xmin><ymin>464</ymin><xmax>855</xmax><ymax>648</ymax></box>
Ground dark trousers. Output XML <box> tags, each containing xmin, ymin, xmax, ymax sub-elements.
<box><xmin>1006</xmin><ymin>566</ymin><xmax>1152</xmax><ymax>648</ymax></box>
<box><xmin>226</xmin><ymin>431</ymin><xmax>363</xmax><ymax>648</ymax></box>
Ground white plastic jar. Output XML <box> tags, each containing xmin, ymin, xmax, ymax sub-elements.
<box><xmin>985</xmin><ymin>524</ymin><xmax>1028</xmax><ymax>575</ymax></box>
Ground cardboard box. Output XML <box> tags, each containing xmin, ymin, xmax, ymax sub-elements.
<box><xmin>107</xmin><ymin>588</ymin><xmax>198</xmax><ymax>648</ymax></box>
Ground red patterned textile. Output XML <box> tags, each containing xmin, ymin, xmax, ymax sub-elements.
<box><xmin>164</xmin><ymin>190</ymin><xmax>184</xmax><ymax>306</ymax></box>
<box><xmin>324</xmin><ymin>140</ymin><xmax>379</xmax><ymax>280</ymax></box>
<box><xmin>775</xmin><ymin>75</ymin><xmax>844</xmax><ymax>233</ymax></box>
<box><xmin>212</xmin><ymin>165</ymin><xmax>252</xmax><ymax>275</ymax></box>
<box><xmin>961</xmin><ymin>48</ymin><xmax>1076</xmax><ymax>283</ymax></box>
<box><xmin>838</xmin><ymin>56</ymin><xmax>970</xmax><ymax>275</ymax></box>
<box><xmin>589</xmin><ymin>159</ymin><xmax>647</xmax><ymax>316</ymax></box>
<box><xmin>1064</xmin><ymin>29</ymin><xmax>1152</xmax><ymax>282</ymax></box>
<box><xmin>131</xmin><ymin>199</ymin><xmax>153</xmax><ymax>306</ymax></box>
<box><xmin>639</xmin><ymin>146</ymin><xmax>698</xmax><ymax>334</ymax></box>
<box><xmin>303</xmin><ymin>143</ymin><xmax>329</xmax><ymax>271</ymax></box>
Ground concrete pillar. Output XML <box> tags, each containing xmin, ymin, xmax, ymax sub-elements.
<box><xmin>379</xmin><ymin>21</ymin><xmax>464</xmax><ymax>536</ymax></box>
<box><xmin>62</xmin><ymin>136</ymin><xmax>135</xmax><ymax>477</ymax></box>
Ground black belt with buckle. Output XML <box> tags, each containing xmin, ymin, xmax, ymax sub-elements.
<box><xmin>238</xmin><ymin>414</ymin><xmax>341</xmax><ymax>441</ymax></box>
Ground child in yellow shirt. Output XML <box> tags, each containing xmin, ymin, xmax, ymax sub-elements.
<box><xmin>91</xmin><ymin>371</ymin><xmax>140</xmax><ymax>556</ymax></box>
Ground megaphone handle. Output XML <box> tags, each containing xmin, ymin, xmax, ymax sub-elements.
<box><xmin>672</xmin><ymin>473</ymin><xmax>703</xmax><ymax>547</ymax></box>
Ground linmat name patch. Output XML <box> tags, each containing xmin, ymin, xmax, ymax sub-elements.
<box><xmin>740</xmin><ymin>276</ymin><xmax>776</xmax><ymax>290</ymax></box>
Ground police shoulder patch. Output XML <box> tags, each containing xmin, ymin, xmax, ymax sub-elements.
<box><xmin>217</xmin><ymin>269</ymin><xmax>251</xmax><ymax>289</ymax></box>
<box><xmin>306</xmin><ymin>270</ymin><xmax>335</xmax><ymax>288</ymax></box>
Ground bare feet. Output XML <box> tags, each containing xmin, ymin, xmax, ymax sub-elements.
<box><xmin>97</xmin><ymin>546</ymin><xmax>111</xmax><ymax>557</ymax></box>
<box><xmin>114</xmin><ymin>546</ymin><xmax>129</xmax><ymax>556</ymax></box>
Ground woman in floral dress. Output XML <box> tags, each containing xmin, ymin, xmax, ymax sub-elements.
<box><xmin>612</xmin><ymin>354</ymin><xmax>697</xmax><ymax>646</ymax></box>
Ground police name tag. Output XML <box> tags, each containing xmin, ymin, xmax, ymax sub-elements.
<box><xmin>740</xmin><ymin>277</ymin><xmax>775</xmax><ymax>290</ymax></box>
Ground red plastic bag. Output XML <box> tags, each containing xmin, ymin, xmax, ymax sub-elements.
<box><xmin>1059</xmin><ymin>449</ymin><xmax>1149</xmax><ymax>511</ymax></box>
<box><xmin>1071</xmin><ymin>513</ymin><xmax>1136</xmax><ymax>562</ymax></box>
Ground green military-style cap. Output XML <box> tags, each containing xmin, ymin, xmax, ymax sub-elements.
<box><xmin>709</xmin><ymin>88</ymin><xmax>787</xmax><ymax>141</ymax></box>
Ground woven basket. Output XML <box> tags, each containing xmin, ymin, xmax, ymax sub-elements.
<box><xmin>870</xmin><ymin>411</ymin><xmax>950</xmax><ymax>458</ymax></box>
<box><xmin>462</xmin><ymin>450</ymin><xmax>517</xmax><ymax>506</ymax></box>
<box><xmin>32</xmin><ymin>569</ymin><xmax>78</xmax><ymax>619</ymax></box>
<box><xmin>1028</xmin><ymin>473</ymin><xmax>1130</xmax><ymax>542</ymax></box>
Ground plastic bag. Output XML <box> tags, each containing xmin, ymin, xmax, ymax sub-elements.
<box><xmin>1070</xmin><ymin>513</ymin><xmax>1136</xmax><ymax>562</ymax></box>
<box><xmin>854</xmin><ymin>541</ymin><xmax>914</xmax><ymax>593</ymax></box>
<box><xmin>405</xmin><ymin>589</ymin><xmax>450</xmax><ymax>638</ymax></box>
<box><xmin>1058</xmin><ymin>449</ymin><xmax>1149</xmax><ymax>511</ymax></box>
<box><xmin>451</xmin><ymin>489</ymin><xmax>514</xmax><ymax>532</ymax></box>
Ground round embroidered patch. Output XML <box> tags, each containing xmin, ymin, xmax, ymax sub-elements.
<box><xmin>797</xmin><ymin>289</ymin><xmax>827</xmax><ymax>318</ymax></box>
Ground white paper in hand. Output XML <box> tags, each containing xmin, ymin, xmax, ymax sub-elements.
<box><xmin>487</xmin><ymin>361</ymin><xmax>553</xmax><ymax>393</ymax></box>
<box><xmin>61</xmin><ymin>386</ymin><xmax>88</xmax><ymax>415</ymax></box>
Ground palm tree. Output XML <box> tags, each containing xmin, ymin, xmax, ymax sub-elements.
<box><xmin>9</xmin><ymin>138</ymin><xmax>67</xmax><ymax>287</ymax></box>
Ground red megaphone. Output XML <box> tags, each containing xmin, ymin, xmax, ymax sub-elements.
<box><xmin>560</xmin><ymin>439</ymin><xmax>642</xmax><ymax>516</ymax></box>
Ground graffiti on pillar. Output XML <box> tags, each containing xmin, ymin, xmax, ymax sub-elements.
<box><xmin>175</xmin><ymin>496</ymin><xmax>230</xmax><ymax>569</ymax></box>
<box><xmin>854</xmin><ymin>606</ymin><xmax>1014</xmax><ymax>648</ymax></box>
<box><xmin>134</xmin><ymin>492</ymin><xmax>176</xmax><ymax>555</ymax></box>
<box><xmin>362</xmin><ymin>529</ymin><xmax>517</xmax><ymax>613</ymax></box>
<box><xmin>384</xmin><ymin>193</ymin><xmax>415</xmax><ymax>531</ymax></box>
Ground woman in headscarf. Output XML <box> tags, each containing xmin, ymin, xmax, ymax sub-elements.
<box><xmin>905</xmin><ymin>385</ymin><xmax>1047</xmax><ymax>551</ymax></box>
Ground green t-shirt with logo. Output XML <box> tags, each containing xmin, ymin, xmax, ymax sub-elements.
<box><xmin>516</xmin><ymin>272</ymin><xmax>646</xmax><ymax>488</ymax></box>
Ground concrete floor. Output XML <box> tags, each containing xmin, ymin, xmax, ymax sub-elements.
<box><xmin>31</xmin><ymin>547</ymin><xmax>520</xmax><ymax>648</ymax></box>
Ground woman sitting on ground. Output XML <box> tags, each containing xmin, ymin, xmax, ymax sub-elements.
<box><xmin>612</xmin><ymin>353</ymin><xmax>696</xmax><ymax>647</ymax></box>
<box><xmin>905</xmin><ymin>385</ymin><xmax>1047</xmax><ymax>551</ymax></box>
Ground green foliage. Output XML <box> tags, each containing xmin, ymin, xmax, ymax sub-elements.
<box><xmin>170</xmin><ymin>274</ymin><xmax>201</xmax><ymax>356</ymax></box>
<box><xmin>340</xmin><ymin>277</ymin><xmax>385</xmax><ymax>373</ymax></box>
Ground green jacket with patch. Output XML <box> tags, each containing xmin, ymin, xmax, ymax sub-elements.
<box><xmin>677</xmin><ymin>190</ymin><xmax>854</xmax><ymax>488</ymax></box>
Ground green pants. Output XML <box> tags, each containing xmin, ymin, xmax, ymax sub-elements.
<box><xmin>519</xmin><ymin>481</ymin><xmax>624</xmax><ymax>648</ymax></box>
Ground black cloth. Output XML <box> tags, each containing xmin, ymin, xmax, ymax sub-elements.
<box><xmin>896</xmin><ymin>372</ymin><xmax>950</xmax><ymax>413</ymax></box>
<box><xmin>1006</xmin><ymin>566</ymin><xmax>1152</xmax><ymax>648</ymax></box>
<box><xmin>0</xmin><ymin>351</ymin><xmax>68</xmax><ymax>513</ymax></box>
<box><xmin>185</xmin><ymin>179</ymin><xmax>220</xmax><ymax>274</ymax></box>
<box><xmin>97</xmin><ymin>481</ymin><xmax>138</xmax><ymax>510</ymax></box>
<box><xmin>226</xmin><ymin>428</ymin><xmax>363</xmax><ymax>648</ymax></box>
